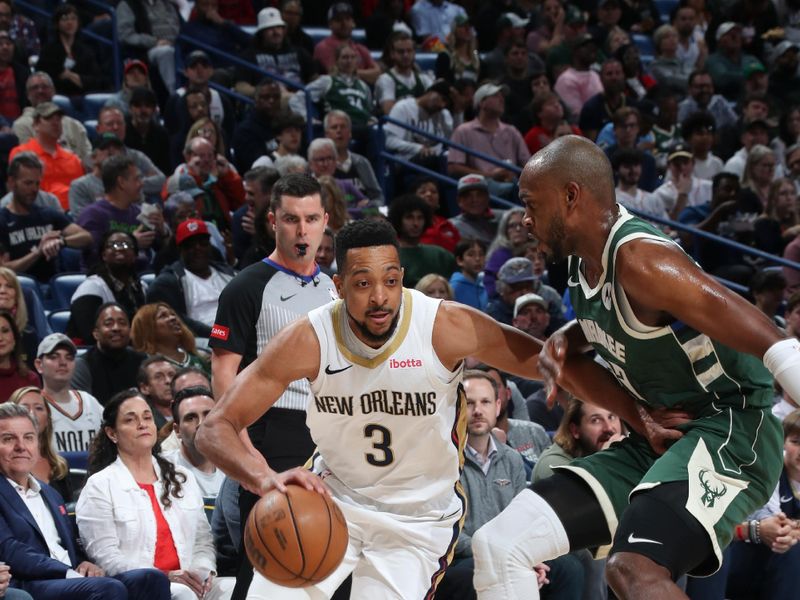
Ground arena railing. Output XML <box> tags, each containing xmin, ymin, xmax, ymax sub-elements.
<box><xmin>15</xmin><ymin>0</ymin><xmax>121</xmax><ymax>89</ymax></box>
<box><xmin>374</xmin><ymin>118</ymin><xmax>800</xmax><ymax>289</ymax></box>
<box><xmin>176</xmin><ymin>34</ymin><xmax>315</xmax><ymax>144</ymax></box>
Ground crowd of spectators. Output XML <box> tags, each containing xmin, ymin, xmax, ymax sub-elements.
<box><xmin>1</xmin><ymin>0</ymin><xmax>800</xmax><ymax>597</ymax></box>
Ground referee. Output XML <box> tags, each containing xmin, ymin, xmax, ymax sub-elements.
<box><xmin>208</xmin><ymin>174</ymin><xmax>337</xmax><ymax>598</ymax></box>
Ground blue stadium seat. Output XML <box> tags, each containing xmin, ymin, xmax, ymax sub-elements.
<box><xmin>632</xmin><ymin>34</ymin><xmax>656</xmax><ymax>57</ymax></box>
<box><xmin>17</xmin><ymin>275</ymin><xmax>43</xmax><ymax>304</ymax></box>
<box><xmin>61</xmin><ymin>451</ymin><xmax>88</xmax><ymax>470</ymax></box>
<box><xmin>655</xmin><ymin>0</ymin><xmax>679</xmax><ymax>22</ymax></box>
<box><xmin>50</xmin><ymin>273</ymin><xmax>86</xmax><ymax>311</ymax></box>
<box><xmin>304</xmin><ymin>27</ymin><xmax>330</xmax><ymax>45</ymax></box>
<box><xmin>83</xmin><ymin>120</ymin><xmax>98</xmax><ymax>142</ymax></box>
<box><xmin>51</xmin><ymin>95</ymin><xmax>75</xmax><ymax>118</ymax></box>
<box><xmin>416</xmin><ymin>53</ymin><xmax>437</xmax><ymax>73</ymax></box>
<box><xmin>48</xmin><ymin>310</ymin><xmax>71</xmax><ymax>334</ymax></box>
<box><xmin>301</xmin><ymin>27</ymin><xmax>365</xmax><ymax>45</ymax></box>
<box><xmin>83</xmin><ymin>93</ymin><xmax>115</xmax><ymax>120</ymax></box>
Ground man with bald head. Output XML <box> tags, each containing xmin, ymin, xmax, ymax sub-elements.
<box><xmin>472</xmin><ymin>135</ymin><xmax>797</xmax><ymax>599</ymax></box>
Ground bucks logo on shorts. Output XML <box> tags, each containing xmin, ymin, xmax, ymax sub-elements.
<box><xmin>698</xmin><ymin>469</ymin><xmax>728</xmax><ymax>508</ymax></box>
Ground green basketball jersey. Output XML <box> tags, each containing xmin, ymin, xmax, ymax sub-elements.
<box><xmin>324</xmin><ymin>76</ymin><xmax>373</xmax><ymax>125</ymax></box>
<box><xmin>568</xmin><ymin>206</ymin><xmax>773</xmax><ymax>417</ymax></box>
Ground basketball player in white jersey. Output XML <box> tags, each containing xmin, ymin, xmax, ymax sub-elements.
<box><xmin>198</xmin><ymin>218</ymin><xmax>562</xmax><ymax>599</ymax></box>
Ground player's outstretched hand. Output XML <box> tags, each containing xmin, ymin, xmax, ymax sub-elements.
<box><xmin>260</xmin><ymin>467</ymin><xmax>331</xmax><ymax>497</ymax></box>
<box><xmin>636</xmin><ymin>405</ymin><xmax>683</xmax><ymax>455</ymax></box>
<box><xmin>539</xmin><ymin>333</ymin><xmax>568</xmax><ymax>408</ymax></box>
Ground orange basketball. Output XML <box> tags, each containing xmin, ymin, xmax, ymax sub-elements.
<box><xmin>244</xmin><ymin>484</ymin><xmax>349</xmax><ymax>587</ymax></box>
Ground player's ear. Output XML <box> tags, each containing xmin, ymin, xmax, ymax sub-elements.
<box><xmin>268</xmin><ymin>211</ymin><xmax>277</xmax><ymax>230</ymax></box>
<box><xmin>333</xmin><ymin>273</ymin><xmax>343</xmax><ymax>297</ymax></box>
<box><xmin>565</xmin><ymin>182</ymin><xmax>579</xmax><ymax>208</ymax></box>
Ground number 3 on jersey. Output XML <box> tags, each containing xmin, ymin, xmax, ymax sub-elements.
<box><xmin>364</xmin><ymin>424</ymin><xmax>394</xmax><ymax>466</ymax></box>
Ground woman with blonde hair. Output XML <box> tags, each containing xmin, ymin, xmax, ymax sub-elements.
<box><xmin>754</xmin><ymin>178</ymin><xmax>800</xmax><ymax>254</ymax></box>
<box><xmin>185</xmin><ymin>117</ymin><xmax>227</xmax><ymax>159</ymax></box>
<box><xmin>130</xmin><ymin>303</ymin><xmax>209</xmax><ymax>375</ymax></box>
<box><xmin>435</xmin><ymin>14</ymin><xmax>480</xmax><ymax>82</ymax></box>
<box><xmin>741</xmin><ymin>145</ymin><xmax>779</xmax><ymax>210</ymax></box>
<box><xmin>0</xmin><ymin>266</ymin><xmax>48</xmax><ymax>367</ymax></box>
<box><xmin>415</xmin><ymin>274</ymin><xmax>454</xmax><ymax>300</ymax></box>
<box><xmin>9</xmin><ymin>386</ymin><xmax>72</xmax><ymax>501</ymax></box>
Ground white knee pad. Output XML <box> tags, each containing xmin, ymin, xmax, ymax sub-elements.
<box><xmin>472</xmin><ymin>489</ymin><xmax>571</xmax><ymax>600</ymax></box>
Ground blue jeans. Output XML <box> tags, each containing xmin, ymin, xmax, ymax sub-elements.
<box><xmin>18</xmin><ymin>568</ymin><xmax>170</xmax><ymax>600</ymax></box>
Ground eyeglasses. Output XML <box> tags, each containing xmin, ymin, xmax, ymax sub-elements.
<box><xmin>106</xmin><ymin>241</ymin><xmax>134</xmax><ymax>250</ymax></box>
<box><xmin>508</xmin><ymin>222</ymin><xmax>526</xmax><ymax>231</ymax></box>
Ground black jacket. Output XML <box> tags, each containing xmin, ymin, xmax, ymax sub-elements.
<box><xmin>146</xmin><ymin>259</ymin><xmax>236</xmax><ymax>337</ymax></box>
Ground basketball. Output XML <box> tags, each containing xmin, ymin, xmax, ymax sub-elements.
<box><xmin>244</xmin><ymin>484</ymin><xmax>349</xmax><ymax>587</ymax></box>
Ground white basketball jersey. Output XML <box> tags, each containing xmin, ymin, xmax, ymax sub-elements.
<box><xmin>307</xmin><ymin>289</ymin><xmax>466</xmax><ymax>511</ymax></box>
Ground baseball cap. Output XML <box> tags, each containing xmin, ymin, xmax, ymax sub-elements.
<box><xmin>473</xmin><ymin>82</ymin><xmax>509</xmax><ymax>110</ymax></box>
<box><xmin>743</xmin><ymin>60</ymin><xmax>766</xmax><ymax>79</ymax></box>
<box><xmin>715</xmin><ymin>21</ymin><xmax>741</xmax><ymax>41</ymax></box>
<box><xmin>454</xmin><ymin>14</ymin><xmax>470</xmax><ymax>26</ymax></box>
<box><xmin>457</xmin><ymin>173</ymin><xmax>489</xmax><ymax>194</ymax></box>
<box><xmin>514</xmin><ymin>293</ymin><xmax>548</xmax><ymax>318</ymax></box>
<box><xmin>773</xmin><ymin>40</ymin><xmax>799</xmax><ymax>61</ymax></box>
<box><xmin>93</xmin><ymin>132</ymin><xmax>125</xmax><ymax>151</ymax></box>
<box><xmin>37</xmin><ymin>333</ymin><xmax>77</xmax><ymax>357</ymax></box>
<box><xmin>176</xmin><ymin>218</ymin><xmax>210</xmax><ymax>245</ymax></box>
<box><xmin>186</xmin><ymin>50</ymin><xmax>212</xmax><ymax>68</ymax></box>
<box><xmin>179</xmin><ymin>174</ymin><xmax>205</xmax><ymax>197</ymax></box>
<box><xmin>327</xmin><ymin>2</ymin><xmax>353</xmax><ymax>21</ymax></box>
<box><xmin>667</xmin><ymin>141</ymin><xmax>693</xmax><ymax>162</ymax></box>
<box><xmin>124</xmin><ymin>59</ymin><xmax>148</xmax><ymax>76</ymax></box>
<box><xmin>498</xmin><ymin>257</ymin><xmax>535</xmax><ymax>285</ymax></box>
<box><xmin>256</xmin><ymin>7</ymin><xmax>286</xmax><ymax>32</ymax></box>
<box><xmin>499</xmin><ymin>12</ymin><xmax>529</xmax><ymax>28</ymax></box>
<box><xmin>33</xmin><ymin>101</ymin><xmax>64</xmax><ymax>119</ymax></box>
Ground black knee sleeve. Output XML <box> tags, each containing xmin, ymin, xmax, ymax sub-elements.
<box><xmin>531</xmin><ymin>471</ymin><xmax>613</xmax><ymax>551</ymax></box>
<box><xmin>611</xmin><ymin>482</ymin><xmax>715</xmax><ymax>579</ymax></box>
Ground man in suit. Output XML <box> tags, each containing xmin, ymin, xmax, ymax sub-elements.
<box><xmin>0</xmin><ymin>402</ymin><xmax>171</xmax><ymax>600</ymax></box>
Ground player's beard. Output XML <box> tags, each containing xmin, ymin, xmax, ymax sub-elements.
<box><xmin>542</xmin><ymin>212</ymin><xmax>567</xmax><ymax>264</ymax></box>
<box><xmin>347</xmin><ymin>308</ymin><xmax>401</xmax><ymax>346</ymax></box>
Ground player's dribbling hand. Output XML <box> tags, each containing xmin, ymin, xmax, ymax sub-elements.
<box><xmin>261</xmin><ymin>467</ymin><xmax>331</xmax><ymax>497</ymax></box>
<box><xmin>539</xmin><ymin>333</ymin><xmax>568</xmax><ymax>408</ymax></box>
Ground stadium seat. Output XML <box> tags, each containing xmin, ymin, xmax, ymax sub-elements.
<box><xmin>83</xmin><ymin>120</ymin><xmax>98</xmax><ymax>143</ymax></box>
<box><xmin>17</xmin><ymin>275</ymin><xmax>43</xmax><ymax>304</ymax></box>
<box><xmin>83</xmin><ymin>93</ymin><xmax>115</xmax><ymax>120</ymax></box>
<box><xmin>304</xmin><ymin>27</ymin><xmax>330</xmax><ymax>45</ymax></box>
<box><xmin>416</xmin><ymin>53</ymin><xmax>437</xmax><ymax>73</ymax></box>
<box><xmin>655</xmin><ymin>0</ymin><xmax>679</xmax><ymax>22</ymax></box>
<box><xmin>48</xmin><ymin>310</ymin><xmax>71</xmax><ymax>334</ymax></box>
<box><xmin>52</xmin><ymin>94</ymin><xmax>75</xmax><ymax>118</ymax></box>
<box><xmin>632</xmin><ymin>34</ymin><xmax>656</xmax><ymax>57</ymax></box>
<box><xmin>61</xmin><ymin>451</ymin><xmax>89</xmax><ymax>470</ymax></box>
<box><xmin>50</xmin><ymin>273</ymin><xmax>87</xmax><ymax>311</ymax></box>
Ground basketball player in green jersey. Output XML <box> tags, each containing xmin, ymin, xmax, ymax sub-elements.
<box><xmin>472</xmin><ymin>135</ymin><xmax>800</xmax><ymax>600</ymax></box>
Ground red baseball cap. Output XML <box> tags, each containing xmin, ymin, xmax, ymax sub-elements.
<box><xmin>176</xmin><ymin>218</ymin><xmax>209</xmax><ymax>245</ymax></box>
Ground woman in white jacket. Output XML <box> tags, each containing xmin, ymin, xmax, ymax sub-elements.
<box><xmin>75</xmin><ymin>389</ymin><xmax>234</xmax><ymax>599</ymax></box>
